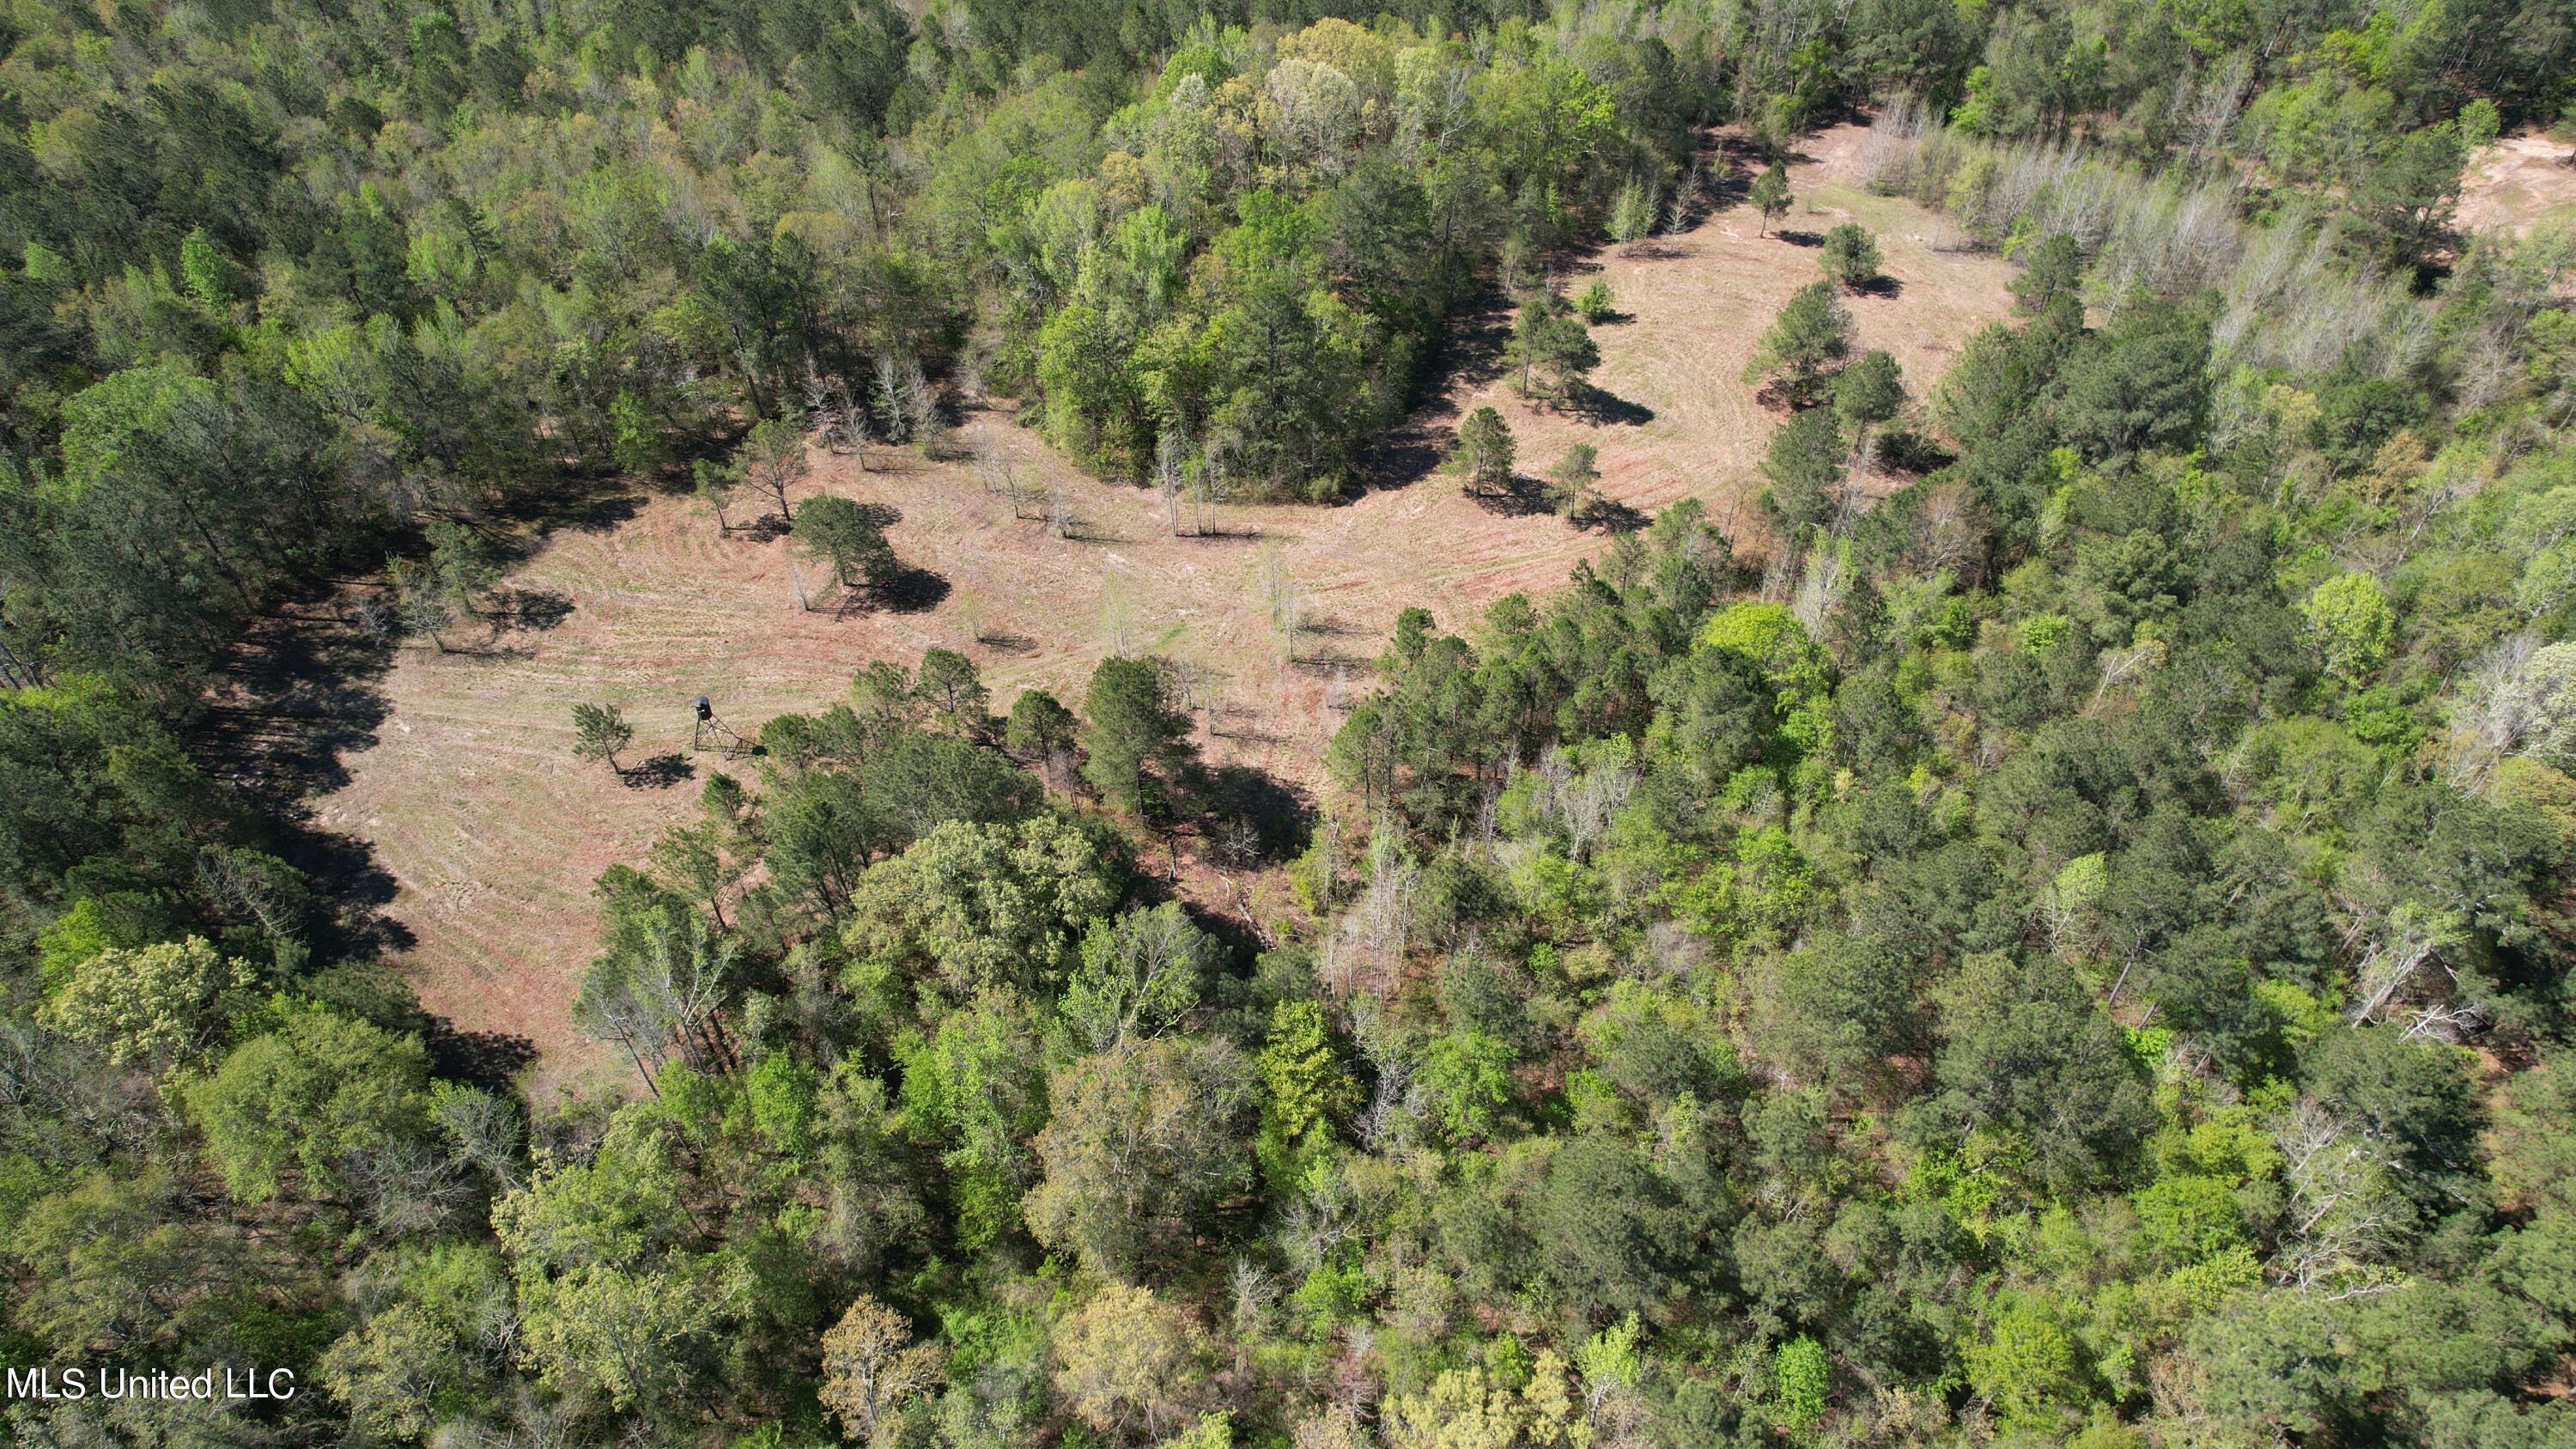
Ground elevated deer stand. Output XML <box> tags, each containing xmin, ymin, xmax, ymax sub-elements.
<box><xmin>690</xmin><ymin>695</ymin><xmax>760</xmax><ymax>758</ymax></box>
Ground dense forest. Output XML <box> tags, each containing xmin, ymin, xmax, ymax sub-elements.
<box><xmin>6</xmin><ymin>0</ymin><xmax>2576</xmax><ymax>1445</ymax></box>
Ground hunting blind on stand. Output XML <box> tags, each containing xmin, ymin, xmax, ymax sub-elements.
<box><xmin>690</xmin><ymin>695</ymin><xmax>760</xmax><ymax>758</ymax></box>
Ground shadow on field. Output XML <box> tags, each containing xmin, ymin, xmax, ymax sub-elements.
<box><xmin>622</xmin><ymin>753</ymin><xmax>696</xmax><ymax>789</ymax></box>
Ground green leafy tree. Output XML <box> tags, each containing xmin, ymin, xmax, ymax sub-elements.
<box><xmin>1776</xmin><ymin>1334</ymin><xmax>1829</xmax><ymax>1430</ymax></box>
<box><xmin>318</xmin><ymin>1301</ymin><xmax>476</xmax><ymax>1440</ymax></box>
<box><xmin>898</xmin><ymin>989</ymin><xmax>1051</xmax><ymax>1247</ymax></box>
<box><xmin>2012</xmin><ymin>233</ymin><xmax>2083</xmax><ymax>312</ymax></box>
<box><xmin>738</xmin><ymin>417</ymin><xmax>810</xmax><ymax>522</ymax></box>
<box><xmin>2300</xmin><ymin>572</ymin><xmax>2395</xmax><ymax>685</ymax></box>
<box><xmin>1832</xmin><ymin>350</ymin><xmax>1905</xmax><ymax>438</ymax></box>
<box><xmin>1607</xmin><ymin>178</ymin><xmax>1657</xmax><ymax>250</ymax></box>
<box><xmin>608</xmin><ymin>389</ymin><xmax>668</xmax><ymax>476</ymax></box>
<box><xmin>693</xmin><ymin>458</ymin><xmax>739</xmax><ymax>534</ymax></box>
<box><xmin>1025</xmin><ymin>1038</ymin><xmax>1255</xmax><ymax>1277</ymax></box>
<box><xmin>1052</xmin><ymin>1284</ymin><xmax>1211</xmax><ymax>1440</ymax></box>
<box><xmin>1547</xmin><ymin>441</ymin><xmax>1601</xmax><ymax>514</ymax></box>
<box><xmin>7</xmin><ymin>1168</ymin><xmax>228</xmax><ymax>1355</ymax></box>
<box><xmin>1421</xmin><ymin>1030</ymin><xmax>1516</xmax><ymax>1142</ymax></box>
<box><xmin>1505</xmin><ymin>293</ymin><xmax>1599</xmax><ymax>399</ymax></box>
<box><xmin>1006</xmin><ymin>687</ymin><xmax>1081</xmax><ymax>779</ymax></box>
<box><xmin>1761</xmin><ymin>407</ymin><xmax>1845</xmax><ymax>539</ymax></box>
<box><xmin>179</xmin><ymin>226</ymin><xmax>236</xmax><ymax>310</ymax></box>
<box><xmin>820</xmin><ymin>1294</ymin><xmax>948</xmax><ymax>1447</ymax></box>
<box><xmin>1257</xmin><ymin>1000</ymin><xmax>1358</xmax><ymax>1154</ymax></box>
<box><xmin>1528</xmin><ymin>1133</ymin><xmax>1689</xmax><ymax>1319</ymax></box>
<box><xmin>387</xmin><ymin>557</ymin><xmax>458</xmax><ymax>651</ymax></box>
<box><xmin>1928</xmin><ymin>952</ymin><xmax>2151</xmax><ymax>1192</ymax></box>
<box><xmin>184</xmin><ymin>1003</ymin><xmax>440</xmax><ymax>1209</ymax></box>
<box><xmin>1061</xmin><ymin>902</ymin><xmax>1216</xmax><ymax>1053</ymax></box>
<box><xmin>1967</xmin><ymin>1306</ymin><xmax>2090</xmax><ymax>1431</ymax></box>
<box><xmin>846</xmin><ymin>814</ymin><xmax>1120</xmax><ymax>999</ymax></box>
<box><xmin>39</xmin><ymin>935</ymin><xmax>253</xmax><ymax>1073</ymax></box>
<box><xmin>422</xmin><ymin>519</ymin><xmax>500</xmax><ymax>621</ymax></box>
<box><xmin>914</xmin><ymin>647</ymin><xmax>989</xmax><ymax>734</ymax></box>
<box><xmin>494</xmin><ymin>1111</ymin><xmax>743</xmax><ymax>1416</ymax></box>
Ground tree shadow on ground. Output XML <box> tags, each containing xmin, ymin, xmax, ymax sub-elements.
<box><xmin>207</xmin><ymin>600</ymin><xmax>394</xmax><ymax>801</ymax></box>
<box><xmin>878</xmin><ymin>567</ymin><xmax>952</xmax><ymax>614</ymax></box>
<box><xmin>1879</xmin><ymin>429</ymin><xmax>1955</xmax><ymax>475</ymax></box>
<box><xmin>1565</xmin><ymin>384</ymin><xmax>1656</xmax><ymax>426</ymax></box>
<box><xmin>490</xmin><ymin>475</ymin><xmax>647</xmax><ymax>546</ymax></box>
<box><xmin>810</xmin><ymin>564</ymin><xmax>951</xmax><ymax>618</ymax></box>
<box><xmin>1463</xmin><ymin>477</ymin><xmax>1564</xmax><ymax>519</ymax></box>
<box><xmin>1208</xmin><ymin>764</ymin><xmax>1313</xmax><ymax>863</ymax></box>
<box><xmin>1286</xmin><ymin>648</ymin><xmax>1370</xmax><ymax>674</ymax></box>
<box><xmin>425</xmin><ymin>1021</ymin><xmax>540</xmax><ymax>1093</ymax></box>
<box><xmin>1348</xmin><ymin>290</ymin><xmax>1516</xmax><ymax>496</ymax></box>
<box><xmin>621</xmin><ymin>753</ymin><xmax>696</xmax><ymax>789</ymax></box>
<box><xmin>489</xmin><ymin>587</ymin><xmax>575</xmax><ymax>633</ymax></box>
<box><xmin>1774</xmin><ymin>228</ymin><xmax>1826</xmax><ymax>247</ymax></box>
<box><xmin>199</xmin><ymin>594</ymin><xmax>420</xmax><ymax>965</ymax></box>
<box><xmin>973</xmin><ymin>629</ymin><xmax>1041</xmax><ymax>654</ymax></box>
<box><xmin>1571</xmin><ymin>494</ymin><xmax>1650</xmax><ymax>533</ymax></box>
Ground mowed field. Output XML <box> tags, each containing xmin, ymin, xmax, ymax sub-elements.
<box><xmin>293</xmin><ymin>125</ymin><xmax>2016</xmax><ymax>1097</ymax></box>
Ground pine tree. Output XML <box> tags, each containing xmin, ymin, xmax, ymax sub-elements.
<box><xmin>1749</xmin><ymin>162</ymin><xmax>1793</xmax><ymax>237</ymax></box>
<box><xmin>1820</xmin><ymin>223</ymin><xmax>1883</xmax><ymax>291</ymax></box>
<box><xmin>1449</xmin><ymin>407</ymin><xmax>1517</xmax><ymax>498</ymax></box>
<box><xmin>571</xmin><ymin>703</ymin><xmax>635</xmax><ymax>774</ymax></box>
<box><xmin>1742</xmin><ymin>282</ymin><xmax>1852</xmax><ymax>407</ymax></box>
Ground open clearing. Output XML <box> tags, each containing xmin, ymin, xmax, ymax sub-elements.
<box><xmin>273</xmin><ymin>125</ymin><xmax>2014</xmax><ymax>1097</ymax></box>
<box><xmin>2458</xmin><ymin>131</ymin><xmax>2576</xmax><ymax>239</ymax></box>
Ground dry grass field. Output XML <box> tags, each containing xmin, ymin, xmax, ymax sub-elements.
<box><xmin>275</xmin><ymin>125</ymin><xmax>2015</xmax><ymax>1097</ymax></box>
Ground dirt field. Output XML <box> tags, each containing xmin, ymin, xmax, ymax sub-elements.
<box><xmin>287</xmin><ymin>125</ymin><xmax>2015</xmax><ymax>1099</ymax></box>
<box><xmin>2458</xmin><ymin>131</ymin><xmax>2576</xmax><ymax>239</ymax></box>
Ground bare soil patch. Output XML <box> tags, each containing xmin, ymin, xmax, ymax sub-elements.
<box><xmin>2458</xmin><ymin>131</ymin><xmax>2576</xmax><ymax>239</ymax></box>
<box><xmin>294</xmin><ymin>125</ymin><xmax>2014</xmax><ymax>1097</ymax></box>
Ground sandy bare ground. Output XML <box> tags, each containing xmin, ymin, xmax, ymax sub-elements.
<box><xmin>281</xmin><ymin>125</ymin><xmax>2014</xmax><ymax>1097</ymax></box>
<box><xmin>2458</xmin><ymin>131</ymin><xmax>2576</xmax><ymax>239</ymax></box>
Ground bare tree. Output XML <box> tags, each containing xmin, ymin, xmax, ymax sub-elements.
<box><xmin>873</xmin><ymin>354</ymin><xmax>911</xmax><ymax>443</ymax></box>
<box><xmin>2439</xmin><ymin>633</ymin><xmax>2540</xmax><ymax>795</ymax></box>
<box><xmin>835</xmin><ymin>380</ymin><xmax>871</xmax><ymax>469</ymax></box>
<box><xmin>1156</xmin><ymin>430</ymin><xmax>1188</xmax><ymax>536</ymax></box>
<box><xmin>904</xmin><ymin>359</ymin><xmax>947</xmax><ymax>456</ymax></box>
<box><xmin>2346</xmin><ymin>902</ymin><xmax>2464</xmax><ymax>1026</ymax></box>
<box><xmin>1664</xmin><ymin>155</ymin><xmax>1704</xmax><ymax>238</ymax></box>
<box><xmin>2175</xmin><ymin>55</ymin><xmax>2250</xmax><ymax>172</ymax></box>
<box><xmin>801</xmin><ymin>360</ymin><xmax>832</xmax><ymax>431</ymax></box>
<box><xmin>2272</xmin><ymin>1099</ymin><xmax>2406</xmax><ymax>1297</ymax></box>
<box><xmin>1191</xmin><ymin>450</ymin><xmax>1224</xmax><ymax>536</ymax></box>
